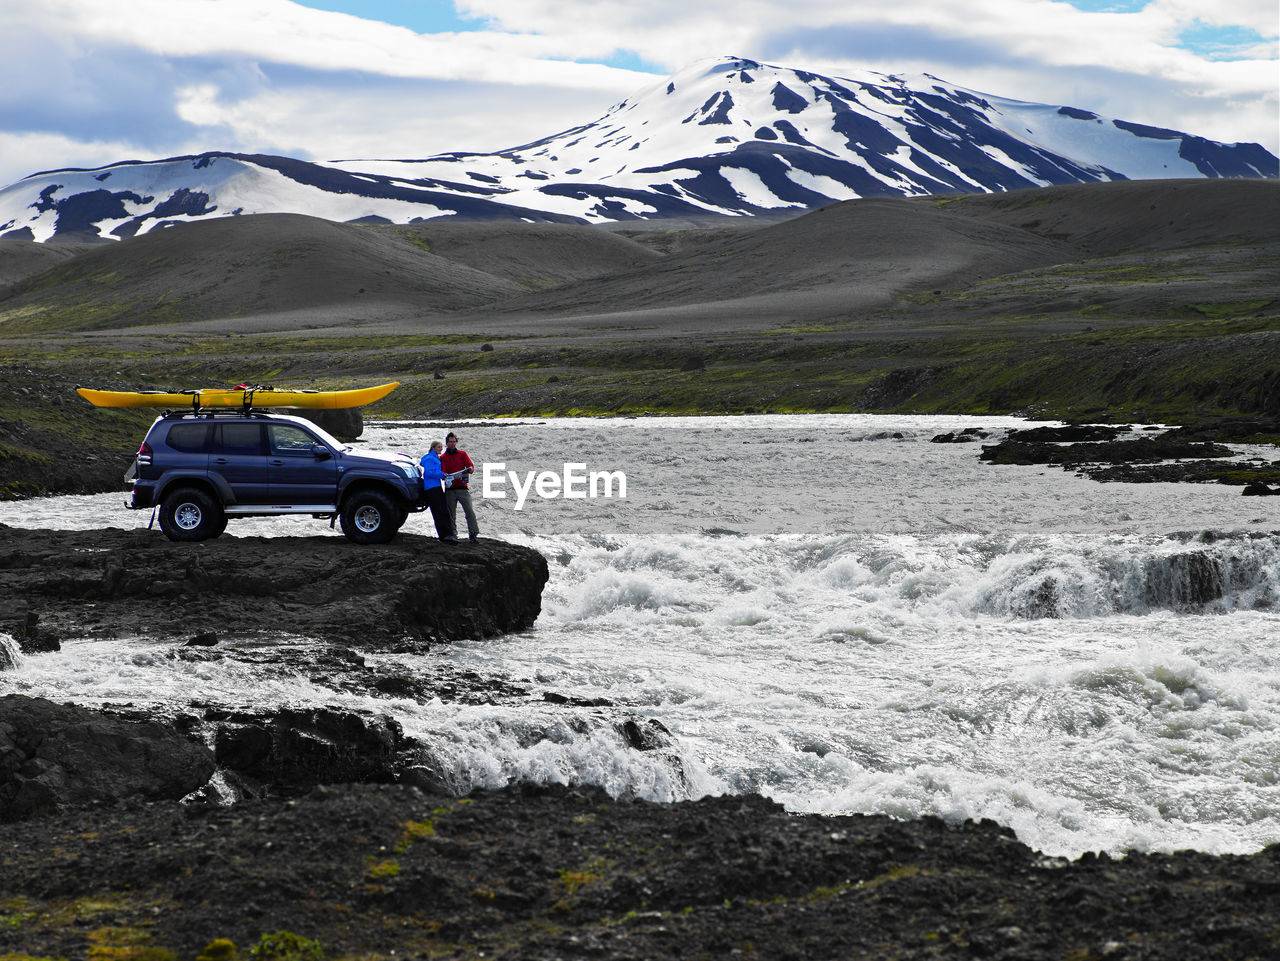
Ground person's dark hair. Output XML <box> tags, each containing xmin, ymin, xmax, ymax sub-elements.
<box><xmin>446</xmin><ymin>432</ymin><xmax>457</xmax><ymax>442</ymax></box>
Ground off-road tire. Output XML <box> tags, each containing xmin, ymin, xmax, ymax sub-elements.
<box><xmin>158</xmin><ymin>487</ymin><xmax>223</xmax><ymax>542</ymax></box>
<box><xmin>340</xmin><ymin>490</ymin><xmax>397</xmax><ymax>544</ymax></box>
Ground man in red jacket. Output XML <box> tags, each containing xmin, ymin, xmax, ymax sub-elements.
<box><xmin>440</xmin><ymin>431</ymin><xmax>479</xmax><ymax>543</ymax></box>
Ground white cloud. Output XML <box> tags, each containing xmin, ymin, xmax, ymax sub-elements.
<box><xmin>0</xmin><ymin>132</ymin><xmax>142</xmax><ymax>189</ymax></box>
<box><xmin>1150</xmin><ymin>0</ymin><xmax>1279</xmax><ymax>38</ymax></box>
<box><xmin>0</xmin><ymin>0</ymin><xmax>1274</xmax><ymax>189</ymax></box>
<box><xmin>36</xmin><ymin>0</ymin><xmax>646</xmax><ymax>88</ymax></box>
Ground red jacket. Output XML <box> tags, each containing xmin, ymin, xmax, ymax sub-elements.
<box><xmin>440</xmin><ymin>448</ymin><xmax>474</xmax><ymax>488</ymax></box>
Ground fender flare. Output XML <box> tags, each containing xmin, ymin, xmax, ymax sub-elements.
<box><xmin>337</xmin><ymin>471</ymin><xmax>416</xmax><ymax>508</ymax></box>
<box><xmin>155</xmin><ymin>470</ymin><xmax>235</xmax><ymax>506</ymax></box>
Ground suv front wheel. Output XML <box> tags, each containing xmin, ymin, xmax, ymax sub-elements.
<box><xmin>340</xmin><ymin>490</ymin><xmax>397</xmax><ymax>544</ymax></box>
<box><xmin>159</xmin><ymin>487</ymin><xmax>224</xmax><ymax>542</ymax></box>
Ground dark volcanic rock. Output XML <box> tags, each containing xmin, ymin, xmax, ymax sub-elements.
<box><xmin>10</xmin><ymin>608</ymin><xmax>61</xmax><ymax>654</ymax></box>
<box><xmin>0</xmin><ymin>694</ymin><xmax>215</xmax><ymax>822</ymax></box>
<box><xmin>1243</xmin><ymin>481</ymin><xmax>1280</xmax><ymax>496</ymax></box>
<box><xmin>930</xmin><ymin>427</ymin><xmax>990</xmax><ymax>443</ymax></box>
<box><xmin>210</xmin><ymin>707</ymin><xmax>406</xmax><ymax>794</ymax></box>
<box><xmin>0</xmin><ymin>525</ymin><xmax>549</xmax><ymax>647</ymax></box>
<box><xmin>1004</xmin><ymin>424</ymin><xmax>1127</xmax><ymax>443</ymax></box>
<box><xmin>0</xmin><ymin>783</ymin><xmax>1275</xmax><ymax>961</ymax></box>
<box><xmin>1164</xmin><ymin>418</ymin><xmax>1280</xmax><ymax>443</ymax></box>
<box><xmin>980</xmin><ymin>434</ymin><xmax>1233</xmax><ymax>467</ymax></box>
<box><xmin>976</xmin><ymin>426</ymin><xmax>1280</xmax><ymax>488</ymax></box>
<box><xmin>1085</xmin><ymin>458</ymin><xmax>1280</xmax><ymax>485</ymax></box>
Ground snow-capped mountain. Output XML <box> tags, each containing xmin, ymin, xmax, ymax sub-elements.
<box><xmin>3</xmin><ymin>56</ymin><xmax>1276</xmax><ymax>242</ymax></box>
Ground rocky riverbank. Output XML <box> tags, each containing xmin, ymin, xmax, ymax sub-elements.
<box><xmin>1</xmin><ymin>682</ymin><xmax>1277</xmax><ymax>960</ymax></box>
<box><xmin>0</xmin><ymin>757</ymin><xmax>1275</xmax><ymax>961</ymax></box>
<box><xmin>0</xmin><ymin>525</ymin><xmax>550</xmax><ymax>655</ymax></box>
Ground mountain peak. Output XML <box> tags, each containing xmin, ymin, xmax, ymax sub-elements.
<box><xmin>2</xmin><ymin>57</ymin><xmax>1276</xmax><ymax>241</ymax></box>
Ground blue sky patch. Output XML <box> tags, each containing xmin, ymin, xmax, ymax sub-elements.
<box><xmin>1059</xmin><ymin>1</ymin><xmax>1147</xmax><ymax>11</ymax></box>
<box><xmin>580</xmin><ymin>50</ymin><xmax>667</xmax><ymax>74</ymax></box>
<box><xmin>1176</xmin><ymin>21</ymin><xmax>1271</xmax><ymax>61</ymax></box>
<box><xmin>294</xmin><ymin>2</ymin><xmax>665</xmax><ymax>72</ymax></box>
<box><xmin>292</xmin><ymin>0</ymin><xmax>486</xmax><ymax>33</ymax></box>
<box><xmin>1060</xmin><ymin>3</ymin><xmax>1271</xmax><ymax>61</ymax></box>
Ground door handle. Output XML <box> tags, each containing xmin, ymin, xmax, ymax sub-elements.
<box><xmin>214</xmin><ymin>457</ymin><xmax>228</xmax><ymax>464</ymax></box>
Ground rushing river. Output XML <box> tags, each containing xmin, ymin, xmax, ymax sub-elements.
<box><xmin>2</xmin><ymin>414</ymin><xmax>1278</xmax><ymax>859</ymax></box>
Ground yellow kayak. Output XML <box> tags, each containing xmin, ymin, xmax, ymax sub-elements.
<box><xmin>76</xmin><ymin>382</ymin><xmax>399</xmax><ymax>410</ymax></box>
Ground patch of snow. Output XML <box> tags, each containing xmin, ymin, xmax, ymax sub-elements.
<box><xmin>786</xmin><ymin>169</ymin><xmax>858</xmax><ymax>202</ymax></box>
<box><xmin>719</xmin><ymin>166</ymin><xmax>792</xmax><ymax>209</ymax></box>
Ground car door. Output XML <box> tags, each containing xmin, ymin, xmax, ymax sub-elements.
<box><xmin>267</xmin><ymin>422</ymin><xmax>338</xmax><ymax>506</ymax></box>
<box><xmin>210</xmin><ymin>421</ymin><xmax>270</xmax><ymax>504</ymax></box>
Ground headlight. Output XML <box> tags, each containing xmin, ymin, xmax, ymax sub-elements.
<box><xmin>399</xmin><ymin>463</ymin><xmax>419</xmax><ymax>479</ymax></box>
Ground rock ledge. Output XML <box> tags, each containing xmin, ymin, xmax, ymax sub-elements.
<box><xmin>0</xmin><ymin>525</ymin><xmax>549</xmax><ymax>648</ymax></box>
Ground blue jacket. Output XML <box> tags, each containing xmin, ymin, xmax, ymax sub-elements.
<box><xmin>420</xmin><ymin>450</ymin><xmax>446</xmax><ymax>491</ymax></box>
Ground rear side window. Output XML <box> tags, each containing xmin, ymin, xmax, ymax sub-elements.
<box><xmin>214</xmin><ymin>423</ymin><xmax>264</xmax><ymax>455</ymax></box>
<box><xmin>165</xmin><ymin>423</ymin><xmax>210</xmax><ymax>453</ymax></box>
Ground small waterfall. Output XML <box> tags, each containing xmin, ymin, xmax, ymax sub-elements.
<box><xmin>0</xmin><ymin>632</ymin><xmax>21</xmax><ymax>671</ymax></box>
<box><xmin>1114</xmin><ymin>536</ymin><xmax>1277</xmax><ymax>615</ymax></box>
<box><xmin>959</xmin><ymin>533</ymin><xmax>1279</xmax><ymax>619</ymax></box>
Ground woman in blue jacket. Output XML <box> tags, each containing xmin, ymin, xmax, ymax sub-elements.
<box><xmin>419</xmin><ymin>441</ymin><xmax>459</xmax><ymax>543</ymax></box>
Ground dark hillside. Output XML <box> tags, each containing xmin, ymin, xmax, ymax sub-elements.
<box><xmin>945</xmin><ymin>178</ymin><xmax>1280</xmax><ymax>254</ymax></box>
<box><xmin>0</xmin><ymin>214</ymin><xmax>525</xmax><ymax>332</ymax></box>
<box><xmin>390</xmin><ymin>220</ymin><xmax>662</xmax><ymax>291</ymax></box>
<box><xmin>484</xmin><ymin>178</ymin><xmax>1278</xmax><ymax>328</ymax></box>
<box><xmin>0</xmin><ymin>239</ymin><xmax>97</xmax><ymax>287</ymax></box>
<box><xmin>484</xmin><ymin>195</ymin><xmax>1079</xmax><ymax>321</ymax></box>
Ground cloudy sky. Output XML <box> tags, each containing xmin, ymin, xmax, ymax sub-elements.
<box><xmin>0</xmin><ymin>0</ymin><xmax>1275</xmax><ymax>188</ymax></box>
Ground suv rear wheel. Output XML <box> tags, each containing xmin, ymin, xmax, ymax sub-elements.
<box><xmin>159</xmin><ymin>487</ymin><xmax>223</xmax><ymax>542</ymax></box>
<box><xmin>340</xmin><ymin>490</ymin><xmax>397</xmax><ymax>544</ymax></box>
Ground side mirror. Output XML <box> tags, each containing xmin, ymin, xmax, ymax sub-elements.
<box><xmin>312</xmin><ymin>444</ymin><xmax>332</xmax><ymax>459</ymax></box>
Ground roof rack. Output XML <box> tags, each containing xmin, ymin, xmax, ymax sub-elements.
<box><xmin>160</xmin><ymin>408</ymin><xmax>280</xmax><ymax>419</ymax></box>
<box><xmin>157</xmin><ymin>384</ymin><xmax>280</xmax><ymax>418</ymax></box>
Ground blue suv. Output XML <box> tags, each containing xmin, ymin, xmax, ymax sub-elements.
<box><xmin>128</xmin><ymin>410</ymin><xmax>424</xmax><ymax>543</ymax></box>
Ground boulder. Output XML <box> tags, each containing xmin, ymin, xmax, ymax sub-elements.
<box><xmin>210</xmin><ymin>707</ymin><xmax>406</xmax><ymax>794</ymax></box>
<box><xmin>1243</xmin><ymin>481</ymin><xmax>1280</xmax><ymax>496</ymax></box>
<box><xmin>294</xmin><ymin>407</ymin><xmax>362</xmax><ymax>441</ymax></box>
<box><xmin>12</xmin><ymin>609</ymin><xmax>61</xmax><ymax>654</ymax></box>
<box><xmin>931</xmin><ymin>428</ymin><xmax>990</xmax><ymax>443</ymax></box>
<box><xmin>0</xmin><ymin>694</ymin><xmax>215</xmax><ymax>822</ymax></box>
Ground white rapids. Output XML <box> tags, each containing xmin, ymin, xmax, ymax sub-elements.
<box><xmin>2</xmin><ymin>414</ymin><xmax>1278</xmax><ymax>859</ymax></box>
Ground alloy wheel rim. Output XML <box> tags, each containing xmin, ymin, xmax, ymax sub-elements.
<box><xmin>176</xmin><ymin>503</ymin><xmax>202</xmax><ymax>529</ymax></box>
<box><xmin>355</xmin><ymin>505</ymin><xmax>381</xmax><ymax>532</ymax></box>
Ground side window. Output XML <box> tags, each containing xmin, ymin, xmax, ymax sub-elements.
<box><xmin>166</xmin><ymin>423</ymin><xmax>210</xmax><ymax>453</ymax></box>
<box><xmin>268</xmin><ymin>424</ymin><xmax>319</xmax><ymax>456</ymax></box>
<box><xmin>214</xmin><ymin>423</ymin><xmax>264</xmax><ymax>455</ymax></box>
